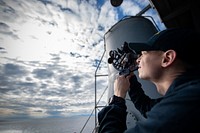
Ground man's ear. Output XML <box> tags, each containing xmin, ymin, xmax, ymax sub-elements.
<box><xmin>161</xmin><ymin>50</ymin><xmax>177</xmax><ymax>67</ymax></box>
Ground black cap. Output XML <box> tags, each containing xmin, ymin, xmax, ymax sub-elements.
<box><xmin>128</xmin><ymin>28</ymin><xmax>200</xmax><ymax>66</ymax></box>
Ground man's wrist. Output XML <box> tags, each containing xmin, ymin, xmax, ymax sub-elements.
<box><xmin>108</xmin><ymin>95</ymin><xmax>125</xmax><ymax>105</ymax></box>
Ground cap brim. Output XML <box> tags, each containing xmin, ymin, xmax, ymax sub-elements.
<box><xmin>128</xmin><ymin>42</ymin><xmax>154</xmax><ymax>53</ymax></box>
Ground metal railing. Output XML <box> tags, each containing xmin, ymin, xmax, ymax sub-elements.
<box><xmin>80</xmin><ymin>50</ymin><xmax>108</xmax><ymax>133</ymax></box>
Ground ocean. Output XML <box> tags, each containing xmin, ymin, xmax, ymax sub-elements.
<box><xmin>0</xmin><ymin>116</ymin><xmax>95</xmax><ymax>133</ymax></box>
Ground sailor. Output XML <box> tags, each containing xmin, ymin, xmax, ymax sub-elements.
<box><xmin>98</xmin><ymin>28</ymin><xmax>200</xmax><ymax>133</ymax></box>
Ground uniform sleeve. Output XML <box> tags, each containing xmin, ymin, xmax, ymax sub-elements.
<box><xmin>128</xmin><ymin>75</ymin><xmax>162</xmax><ymax>117</ymax></box>
<box><xmin>98</xmin><ymin>100</ymin><xmax>127</xmax><ymax>133</ymax></box>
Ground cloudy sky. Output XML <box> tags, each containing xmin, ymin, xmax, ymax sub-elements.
<box><xmin>0</xmin><ymin>0</ymin><xmax>166</xmax><ymax>120</ymax></box>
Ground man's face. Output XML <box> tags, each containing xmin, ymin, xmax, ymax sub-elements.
<box><xmin>136</xmin><ymin>51</ymin><xmax>164</xmax><ymax>81</ymax></box>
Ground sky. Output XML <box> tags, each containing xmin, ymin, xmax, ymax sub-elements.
<box><xmin>0</xmin><ymin>0</ymin><xmax>166</xmax><ymax>120</ymax></box>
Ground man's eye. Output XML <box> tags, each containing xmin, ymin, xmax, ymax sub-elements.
<box><xmin>137</xmin><ymin>53</ymin><xmax>142</xmax><ymax>58</ymax></box>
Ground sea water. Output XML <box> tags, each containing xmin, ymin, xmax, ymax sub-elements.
<box><xmin>0</xmin><ymin>116</ymin><xmax>95</xmax><ymax>133</ymax></box>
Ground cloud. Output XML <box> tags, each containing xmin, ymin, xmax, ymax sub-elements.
<box><xmin>0</xmin><ymin>52</ymin><xmax>108</xmax><ymax>119</ymax></box>
<box><xmin>0</xmin><ymin>22</ymin><xmax>19</xmax><ymax>39</ymax></box>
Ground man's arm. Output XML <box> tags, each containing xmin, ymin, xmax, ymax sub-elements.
<box><xmin>128</xmin><ymin>75</ymin><xmax>162</xmax><ymax>117</ymax></box>
<box><xmin>98</xmin><ymin>95</ymin><xmax>127</xmax><ymax>133</ymax></box>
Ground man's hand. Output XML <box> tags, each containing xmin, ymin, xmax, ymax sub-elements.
<box><xmin>114</xmin><ymin>73</ymin><xmax>133</xmax><ymax>98</ymax></box>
